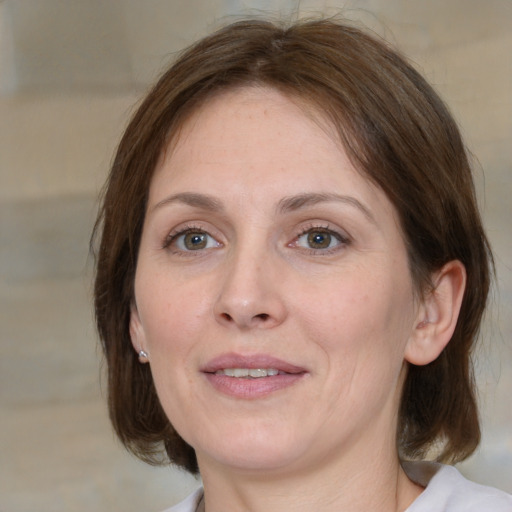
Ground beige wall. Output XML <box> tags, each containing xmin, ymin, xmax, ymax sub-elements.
<box><xmin>1</xmin><ymin>1</ymin><xmax>510</xmax><ymax>510</ymax></box>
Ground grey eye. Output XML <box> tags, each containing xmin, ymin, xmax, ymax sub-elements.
<box><xmin>307</xmin><ymin>231</ymin><xmax>332</xmax><ymax>249</ymax></box>
<box><xmin>183</xmin><ymin>232</ymin><xmax>208</xmax><ymax>250</ymax></box>
<box><xmin>297</xmin><ymin>229</ymin><xmax>341</xmax><ymax>250</ymax></box>
<box><xmin>174</xmin><ymin>230</ymin><xmax>220</xmax><ymax>251</ymax></box>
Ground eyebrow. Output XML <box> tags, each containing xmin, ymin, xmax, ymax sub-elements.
<box><xmin>151</xmin><ymin>191</ymin><xmax>376</xmax><ymax>224</ymax></box>
<box><xmin>151</xmin><ymin>192</ymin><xmax>224</xmax><ymax>214</ymax></box>
<box><xmin>277</xmin><ymin>192</ymin><xmax>376</xmax><ymax>224</ymax></box>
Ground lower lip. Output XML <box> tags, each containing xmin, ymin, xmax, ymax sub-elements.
<box><xmin>204</xmin><ymin>372</ymin><xmax>305</xmax><ymax>399</ymax></box>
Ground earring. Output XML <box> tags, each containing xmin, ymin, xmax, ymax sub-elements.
<box><xmin>138</xmin><ymin>349</ymin><xmax>149</xmax><ymax>363</ymax></box>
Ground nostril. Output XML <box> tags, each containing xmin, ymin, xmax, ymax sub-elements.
<box><xmin>221</xmin><ymin>312</ymin><xmax>233</xmax><ymax>322</ymax></box>
<box><xmin>216</xmin><ymin>310</ymin><xmax>274</xmax><ymax>327</ymax></box>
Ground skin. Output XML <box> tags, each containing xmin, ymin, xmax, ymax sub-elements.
<box><xmin>130</xmin><ymin>87</ymin><xmax>465</xmax><ymax>511</ymax></box>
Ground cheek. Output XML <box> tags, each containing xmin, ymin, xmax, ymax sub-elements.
<box><xmin>296</xmin><ymin>269</ymin><xmax>415</xmax><ymax>370</ymax></box>
<box><xmin>136</xmin><ymin>283</ymin><xmax>209</xmax><ymax>411</ymax></box>
<box><xmin>137</xmin><ymin>271</ymin><xmax>212</xmax><ymax>345</ymax></box>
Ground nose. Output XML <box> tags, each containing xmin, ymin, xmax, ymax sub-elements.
<box><xmin>213</xmin><ymin>248</ymin><xmax>288</xmax><ymax>330</ymax></box>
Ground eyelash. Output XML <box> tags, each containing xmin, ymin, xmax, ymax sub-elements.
<box><xmin>291</xmin><ymin>224</ymin><xmax>351</xmax><ymax>254</ymax></box>
<box><xmin>163</xmin><ymin>224</ymin><xmax>220</xmax><ymax>253</ymax></box>
<box><xmin>162</xmin><ymin>223</ymin><xmax>350</xmax><ymax>255</ymax></box>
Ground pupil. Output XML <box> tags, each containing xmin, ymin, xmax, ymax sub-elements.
<box><xmin>185</xmin><ymin>232</ymin><xmax>206</xmax><ymax>250</ymax></box>
<box><xmin>308</xmin><ymin>231</ymin><xmax>331</xmax><ymax>249</ymax></box>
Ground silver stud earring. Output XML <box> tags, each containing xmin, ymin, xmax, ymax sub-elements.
<box><xmin>138</xmin><ymin>349</ymin><xmax>149</xmax><ymax>363</ymax></box>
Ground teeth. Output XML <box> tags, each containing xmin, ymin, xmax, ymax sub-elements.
<box><xmin>215</xmin><ymin>368</ymin><xmax>280</xmax><ymax>378</ymax></box>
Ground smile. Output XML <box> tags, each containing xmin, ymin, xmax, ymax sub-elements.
<box><xmin>215</xmin><ymin>368</ymin><xmax>281</xmax><ymax>378</ymax></box>
<box><xmin>202</xmin><ymin>353</ymin><xmax>307</xmax><ymax>398</ymax></box>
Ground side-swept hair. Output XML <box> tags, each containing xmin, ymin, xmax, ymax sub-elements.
<box><xmin>93</xmin><ymin>18</ymin><xmax>493</xmax><ymax>474</ymax></box>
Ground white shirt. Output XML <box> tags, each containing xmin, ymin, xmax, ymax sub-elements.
<box><xmin>163</xmin><ymin>462</ymin><xmax>512</xmax><ymax>511</ymax></box>
<box><xmin>404</xmin><ymin>461</ymin><xmax>512</xmax><ymax>511</ymax></box>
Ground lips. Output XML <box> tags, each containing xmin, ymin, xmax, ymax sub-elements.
<box><xmin>202</xmin><ymin>353</ymin><xmax>306</xmax><ymax>375</ymax></box>
<box><xmin>201</xmin><ymin>353</ymin><xmax>307</xmax><ymax>399</ymax></box>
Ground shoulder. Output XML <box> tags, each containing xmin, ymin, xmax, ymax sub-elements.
<box><xmin>160</xmin><ymin>488</ymin><xmax>203</xmax><ymax>512</ymax></box>
<box><xmin>403</xmin><ymin>461</ymin><xmax>512</xmax><ymax>512</ymax></box>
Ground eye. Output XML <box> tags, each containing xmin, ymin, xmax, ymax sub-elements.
<box><xmin>293</xmin><ymin>226</ymin><xmax>348</xmax><ymax>252</ymax></box>
<box><xmin>165</xmin><ymin>228</ymin><xmax>221</xmax><ymax>252</ymax></box>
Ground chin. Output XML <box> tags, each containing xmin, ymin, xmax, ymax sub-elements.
<box><xmin>200</xmin><ymin>447</ymin><xmax>304</xmax><ymax>474</ymax></box>
<box><xmin>193</xmin><ymin>423</ymin><xmax>309</xmax><ymax>473</ymax></box>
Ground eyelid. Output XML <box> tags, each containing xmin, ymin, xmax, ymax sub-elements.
<box><xmin>289</xmin><ymin>223</ymin><xmax>351</xmax><ymax>253</ymax></box>
<box><xmin>161</xmin><ymin>221</ymin><xmax>350</xmax><ymax>256</ymax></box>
<box><xmin>163</xmin><ymin>223</ymin><xmax>223</xmax><ymax>252</ymax></box>
<box><xmin>298</xmin><ymin>223</ymin><xmax>350</xmax><ymax>242</ymax></box>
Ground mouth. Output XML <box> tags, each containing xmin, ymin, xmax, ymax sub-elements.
<box><xmin>202</xmin><ymin>353</ymin><xmax>307</xmax><ymax>398</ymax></box>
<box><xmin>214</xmin><ymin>368</ymin><xmax>282</xmax><ymax>378</ymax></box>
<box><xmin>202</xmin><ymin>353</ymin><xmax>306</xmax><ymax>376</ymax></box>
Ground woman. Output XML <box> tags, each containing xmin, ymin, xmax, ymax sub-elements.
<box><xmin>93</xmin><ymin>19</ymin><xmax>512</xmax><ymax>511</ymax></box>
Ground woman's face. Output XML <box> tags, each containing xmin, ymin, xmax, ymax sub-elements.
<box><xmin>131</xmin><ymin>87</ymin><xmax>423</xmax><ymax>475</ymax></box>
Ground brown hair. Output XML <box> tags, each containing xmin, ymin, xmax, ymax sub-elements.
<box><xmin>93</xmin><ymin>18</ymin><xmax>493</xmax><ymax>474</ymax></box>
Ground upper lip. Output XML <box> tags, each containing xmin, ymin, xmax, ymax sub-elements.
<box><xmin>201</xmin><ymin>353</ymin><xmax>307</xmax><ymax>374</ymax></box>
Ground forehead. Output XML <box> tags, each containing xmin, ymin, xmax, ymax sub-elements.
<box><xmin>162</xmin><ymin>87</ymin><xmax>336</xmax><ymax>160</ymax></box>
<box><xmin>154</xmin><ymin>88</ymin><xmax>349</xmax><ymax>186</ymax></box>
<box><xmin>148</xmin><ymin>86</ymin><xmax>394</xmax><ymax>222</ymax></box>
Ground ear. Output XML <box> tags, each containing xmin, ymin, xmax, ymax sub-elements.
<box><xmin>405</xmin><ymin>260</ymin><xmax>466</xmax><ymax>366</ymax></box>
<box><xmin>130</xmin><ymin>302</ymin><xmax>149</xmax><ymax>363</ymax></box>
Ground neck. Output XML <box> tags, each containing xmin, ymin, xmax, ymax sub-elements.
<box><xmin>197</xmin><ymin>442</ymin><xmax>422</xmax><ymax>512</ymax></box>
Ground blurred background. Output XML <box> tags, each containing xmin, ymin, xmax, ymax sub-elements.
<box><xmin>0</xmin><ymin>1</ymin><xmax>510</xmax><ymax>510</ymax></box>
